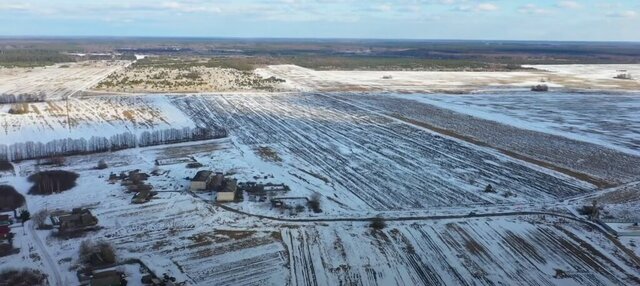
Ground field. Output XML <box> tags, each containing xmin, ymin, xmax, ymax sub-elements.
<box><xmin>0</xmin><ymin>95</ymin><xmax>195</xmax><ymax>145</ymax></box>
<box><xmin>0</xmin><ymin>61</ymin><xmax>129</xmax><ymax>100</ymax></box>
<box><xmin>169</xmin><ymin>93</ymin><xmax>598</xmax><ymax>212</ymax></box>
<box><xmin>259</xmin><ymin>64</ymin><xmax>640</xmax><ymax>92</ymax></box>
<box><xmin>328</xmin><ymin>93</ymin><xmax>640</xmax><ymax>187</ymax></box>
<box><xmin>1</xmin><ymin>50</ymin><xmax>640</xmax><ymax>285</ymax></box>
<box><xmin>399</xmin><ymin>91</ymin><xmax>640</xmax><ymax>155</ymax></box>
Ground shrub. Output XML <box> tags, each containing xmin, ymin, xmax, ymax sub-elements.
<box><xmin>370</xmin><ymin>215</ymin><xmax>387</xmax><ymax>230</ymax></box>
<box><xmin>308</xmin><ymin>193</ymin><xmax>322</xmax><ymax>213</ymax></box>
<box><xmin>0</xmin><ymin>268</ymin><xmax>47</xmax><ymax>286</ymax></box>
<box><xmin>0</xmin><ymin>185</ymin><xmax>25</xmax><ymax>211</ymax></box>
<box><xmin>33</xmin><ymin>209</ymin><xmax>50</xmax><ymax>229</ymax></box>
<box><xmin>27</xmin><ymin>170</ymin><xmax>80</xmax><ymax>195</ymax></box>
<box><xmin>95</xmin><ymin>160</ymin><xmax>108</xmax><ymax>170</ymax></box>
<box><xmin>79</xmin><ymin>240</ymin><xmax>116</xmax><ymax>267</ymax></box>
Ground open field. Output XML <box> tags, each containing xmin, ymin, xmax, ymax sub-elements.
<box><xmin>331</xmin><ymin>93</ymin><xmax>640</xmax><ymax>187</ymax></box>
<box><xmin>0</xmin><ymin>95</ymin><xmax>195</xmax><ymax>145</ymax></box>
<box><xmin>398</xmin><ymin>91</ymin><xmax>640</xmax><ymax>155</ymax></box>
<box><xmin>0</xmin><ymin>61</ymin><xmax>129</xmax><ymax>100</ymax></box>
<box><xmin>284</xmin><ymin>217</ymin><xmax>640</xmax><ymax>286</ymax></box>
<box><xmin>259</xmin><ymin>64</ymin><xmax>640</xmax><ymax>92</ymax></box>
<box><xmin>172</xmin><ymin>93</ymin><xmax>594</xmax><ymax>211</ymax></box>
<box><xmin>1</xmin><ymin>142</ymin><xmax>639</xmax><ymax>286</ymax></box>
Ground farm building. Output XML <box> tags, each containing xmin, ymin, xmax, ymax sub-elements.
<box><xmin>50</xmin><ymin>208</ymin><xmax>98</xmax><ymax>234</ymax></box>
<box><xmin>190</xmin><ymin>170</ymin><xmax>214</xmax><ymax>191</ymax></box>
<box><xmin>90</xmin><ymin>270</ymin><xmax>125</xmax><ymax>286</ymax></box>
<box><xmin>215</xmin><ymin>192</ymin><xmax>235</xmax><ymax>202</ymax></box>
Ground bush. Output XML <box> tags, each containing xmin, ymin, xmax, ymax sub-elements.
<box><xmin>0</xmin><ymin>160</ymin><xmax>13</xmax><ymax>172</ymax></box>
<box><xmin>0</xmin><ymin>268</ymin><xmax>47</xmax><ymax>286</ymax></box>
<box><xmin>308</xmin><ymin>193</ymin><xmax>322</xmax><ymax>213</ymax></box>
<box><xmin>33</xmin><ymin>209</ymin><xmax>50</xmax><ymax>229</ymax></box>
<box><xmin>370</xmin><ymin>215</ymin><xmax>387</xmax><ymax>230</ymax></box>
<box><xmin>95</xmin><ymin>160</ymin><xmax>108</xmax><ymax>170</ymax></box>
<box><xmin>0</xmin><ymin>185</ymin><xmax>25</xmax><ymax>211</ymax></box>
<box><xmin>79</xmin><ymin>240</ymin><xmax>116</xmax><ymax>267</ymax></box>
<box><xmin>27</xmin><ymin>170</ymin><xmax>79</xmax><ymax>195</ymax></box>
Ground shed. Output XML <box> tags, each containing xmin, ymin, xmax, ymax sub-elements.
<box><xmin>190</xmin><ymin>170</ymin><xmax>213</xmax><ymax>191</ymax></box>
<box><xmin>216</xmin><ymin>192</ymin><xmax>235</xmax><ymax>202</ymax></box>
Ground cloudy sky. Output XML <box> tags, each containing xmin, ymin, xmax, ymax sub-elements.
<box><xmin>1</xmin><ymin>0</ymin><xmax>639</xmax><ymax>41</ymax></box>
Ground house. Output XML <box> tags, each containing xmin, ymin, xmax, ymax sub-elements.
<box><xmin>0</xmin><ymin>214</ymin><xmax>11</xmax><ymax>226</ymax></box>
<box><xmin>51</xmin><ymin>208</ymin><xmax>98</xmax><ymax>234</ymax></box>
<box><xmin>190</xmin><ymin>170</ymin><xmax>214</xmax><ymax>191</ymax></box>
<box><xmin>90</xmin><ymin>270</ymin><xmax>124</xmax><ymax>286</ymax></box>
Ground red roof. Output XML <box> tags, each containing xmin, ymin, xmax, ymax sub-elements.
<box><xmin>0</xmin><ymin>225</ymin><xmax>9</xmax><ymax>235</ymax></box>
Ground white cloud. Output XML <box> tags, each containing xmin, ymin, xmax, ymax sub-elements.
<box><xmin>607</xmin><ymin>10</ymin><xmax>637</xmax><ymax>18</ymax></box>
<box><xmin>476</xmin><ymin>3</ymin><xmax>498</xmax><ymax>11</ymax></box>
<box><xmin>557</xmin><ymin>1</ymin><xmax>581</xmax><ymax>9</ymax></box>
<box><xmin>518</xmin><ymin>4</ymin><xmax>550</xmax><ymax>15</ymax></box>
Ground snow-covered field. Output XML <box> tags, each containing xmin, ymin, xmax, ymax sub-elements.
<box><xmin>2</xmin><ymin>141</ymin><xmax>638</xmax><ymax>286</ymax></box>
<box><xmin>2</xmin><ymin>62</ymin><xmax>640</xmax><ymax>285</ymax></box>
<box><xmin>1</xmin><ymin>95</ymin><xmax>195</xmax><ymax>145</ymax></box>
<box><xmin>259</xmin><ymin>64</ymin><xmax>640</xmax><ymax>92</ymax></box>
<box><xmin>398</xmin><ymin>91</ymin><xmax>640</xmax><ymax>156</ymax></box>
<box><xmin>172</xmin><ymin>93</ymin><xmax>594</xmax><ymax>212</ymax></box>
<box><xmin>0</xmin><ymin>61</ymin><xmax>129</xmax><ymax>100</ymax></box>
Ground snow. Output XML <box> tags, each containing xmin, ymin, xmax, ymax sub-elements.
<box><xmin>395</xmin><ymin>91</ymin><xmax>640</xmax><ymax>156</ymax></box>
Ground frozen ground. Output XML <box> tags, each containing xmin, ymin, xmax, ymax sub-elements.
<box><xmin>0</xmin><ymin>95</ymin><xmax>195</xmax><ymax>145</ymax></box>
<box><xmin>170</xmin><ymin>93</ymin><xmax>595</xmax><ymax>212</ymax></box>
<box><xmin>0</xmin><ymin>61</ymin><xmax>129</xmax><ymax>100</ymax></box>
<box><xmin>332</xmin><ymin>93</ymin><xmax>640</xmax><ymax>186</ymax></box>
<box><xmin>259</xmin><ymin>64</ymin><xmax>640</xmax><ymax>93</ymax></box>
<box><xmin>398</xmin><ymin>91</ymin><xmax>640</xmax><ymax>156</ymax></box>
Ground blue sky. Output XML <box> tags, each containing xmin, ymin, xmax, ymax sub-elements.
<box><xmin>1</xmin><ymin>0</ymin><xmax>639</xmax><ymax>41</ymax></box>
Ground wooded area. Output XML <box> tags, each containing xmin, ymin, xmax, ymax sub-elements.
<box><xmin>0</xmin><ymin>127</ymin><xmax>227</xmax><ymax>161</ymax></box>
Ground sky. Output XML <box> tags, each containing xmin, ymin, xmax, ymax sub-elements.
<box><xmin>0</xmin><ymin>0</ymin><xmax>639</xmax><ymax>41</ymax></box>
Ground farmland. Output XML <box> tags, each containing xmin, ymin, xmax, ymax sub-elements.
<box><xmin>1</xmin><ymin>54</ymin><xmax>640</xmax><ymax>285</ymax></box>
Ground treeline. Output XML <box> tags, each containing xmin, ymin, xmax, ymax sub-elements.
<box><xmin>0</xmin><ymin>49</ymin><xmax>74</xmax><ymax>67</ymax></box>
<box><xmin>0</xmin><ymin>127</ymin><xmax>227</xmax><ymax>161</ymax></box>
<box><xmin>0</xmin><ymin>92</ymin><xmax>46</xmax><ymax>104</ymax></box>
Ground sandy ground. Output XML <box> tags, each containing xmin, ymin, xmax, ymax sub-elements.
<box><xmin>0</xmin><ymin>61</ymin><xmax>129</xmax><ymax>100</ymax></box>
<box><xmin>258</xmin><ymin>64</ymin><xmax>640</xmax><ymax>92</ymax></box>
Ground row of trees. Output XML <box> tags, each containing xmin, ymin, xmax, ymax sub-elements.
<box><xmin>0</xmin><ymin>127</ymin><xmax>227</xmax><ymax>161</ymax></box>
<box><xmin>0</xmin><ymin>92</ymin><xmax>46</xmax><ymax>104</ymax></box>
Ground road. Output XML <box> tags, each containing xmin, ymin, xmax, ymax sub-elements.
<box><xmin>215</xmin><ymin>203</ymin><xmax>640</xmax><ymax>268</ymax></box>
<box><xmin>28</xmin><ymin>221</ymin><xmax>63</xmax><ymax>286</ymax></box>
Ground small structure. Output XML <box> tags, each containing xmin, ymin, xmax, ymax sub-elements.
<box><xmin>531</xmin><ymin>84</ymin><xmax>549</xmax><ymax>92</ymax></box>
<box><xmin>382</xmin><ymin>75</ymin><xmax>393</xmax><ymax>80</ymax></box>
<box><xmin>131</xmin><ymin>189</ymin><xmax>157</xmax><ymax>204</ymax></box>
<box><xmin>270</xmin><ymin>197</ymin><xmax>309</xmax><ymax>209</ymax></box>
<box><xmin>190</xmin><ymin>170</ymin><xmax>214</xmax><ymax>191</ymax></box>
<box><xmin>0</xmin><ymin>214</ymin><xmax>11</xmax><ymax>226</ymax></box>
<box><xmin>50</xmin><ymin>208</ymin><xmax>99</xmax><ymax>234</ymax></box>
<box><xmin>214</xmin><ymin>178</ymin><xmax>237</xmax><ymax>202</ymax></box>
<box><xmin>90</xmin><ymin>270</ymin><xmax>125</xmax><ymax>286</ymax></box>
<box><xmin>614</xmin><ymin>70</ymin><xmax>633</xmax><ymax>80</ymax></box>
